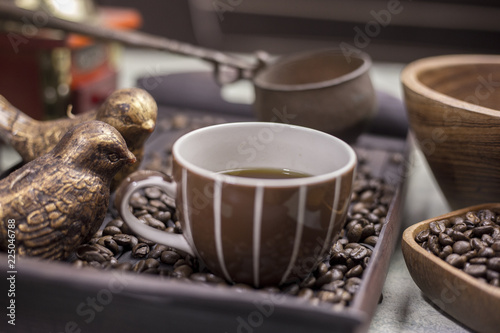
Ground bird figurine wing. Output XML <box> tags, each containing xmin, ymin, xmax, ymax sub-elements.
<box><xmin>0</xmin><ymin>120</ymin><xmax>136</xmax><ymax>260</ymax></box>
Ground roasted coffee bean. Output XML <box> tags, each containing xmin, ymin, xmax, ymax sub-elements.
<box><xmin>450</xmin><ymin>230</ymin><xmax>469</xmax><ymax>242</ymax></box>
<box><xmin>487</xmin><ymin>270</ymin><xmax>500</xmax><ymax>281</ymax></box>
<box><xmin>350</xmin><ymin>247</ymin><xmax>369</xmax><ymax>260</ymax></box>
<box><xmin>478</xmin><ymin>247</ymin><xmax>495</xmax><ymax>258</ymax></box>
<box><xmin>453</xmin><ymin>240</ymin><xmax>471</xmax><ymax>255</ymax></box>
<box><xmin>347</xmin><ymin>223</ymin><xmax>363</xmax><ymax>243</ymax></box>
<box><xmin>344</xmin><ymin>277</ymin><xmax>362</xmax><ymax>294</ymax></box>
<box><xmin>315</xmin><ymin>271</ymin><xmax>335</xmax><ymax>287</ymax></box>
<box><xmin>97</xmin><ymin>236</ymin><xmax>120</xmax><ymax>254</ymax></box>
<box><xmin>316</xmin><ymin>262</ymin><xmax>329</xmax><ymax>276</ymax></box>
<box><xmin>132</xmin><ymin>243</ymin><xmax>149</xmax><ymax>258</ymax></box>
<box><xmin>205</xmin><ymin>273</ymin><xmax>224</xmax><ymax>284</ymax></box>
<box><xmin>345</xmin><ymin>265</ymin><xmax>363</xmax><ymax>278</ymax></box>
<box><xmin>133</xmin><ymin>260</ymin><xmax>147</xmax><ymax>273</ymax></box>
<box><xmin>149</xmin><ymin>199</ymin><xmax>168</xmax><ymax>211</ymax></box>
<box><xmin>473</xmin><ymin>226</ymin><xmax>494</xmax><ymax>237</ymax></box>
<box><xmin>464</xmin><ymin>229</ymin><xmax>474</xmax><ymax>239</ymax></box>
<box><xmin>471</xmin><ymin>238</ymin><xmax>486</xmax><ymax>251</ymax></box>
<box><xmin>142</xmin><ymin>267</ymin><xmax>159</xmax><ymax>274</ymax></box>
<box><xmin>297</xmin><ymin>288</ymin><xmax>314</xmax><ymax>299</ymax></box>
<box><xmin>115</xmin><ymin>262</ymin><xmax>132</xmax><ymax>271</ymax></box>
<box><xmin>93</xmin><ymin>244</ymin><xmax>114</xmax><ymax>258</ymax></box>
<box><xmin>113</xmin><ymin>234</ymin><xmax>138</xmax><ymax>248</ymax></box>
<box><xmin>465</xmin><ymin>211</ymin><xmax>480</xmax><ymax>224</ymax></box>
<box><xmin>464</xmin><ymin>264</ymin><xmax>487</xmax><ymax>277</ymax></box>
<box><xmin>106</xmin><ymin>218</ymin><xmax>124</xmax><ymax>229</ymax></box>
<box><xmin>415</xmin><ymin>229</ymin><xmax>430</xmax><ymax>243</ymax></box>
<box><xmin>190</xmin><ymin>273</ymin><xmax>208</xmax><ymax>283</ymax></box>
<box><xmin>482</xmin><ymin>234</ymin><xmax>494</xmax><ymax>246</ymax></box>
<box><xmin>428</xmin><ymin>235</ymin><xmax>441</xmax><ymax>256</ymax></box>
<box><xmin>145</xmin><ymin>258</ymin><xmax>160</xmax><ymax>269</ymax></box>
<box><xmin>137</xmin><ymin>236</ymin><xmax>156</xmax><ymax>247</ymax></box>
<box><xmin>103</xmin><ymin>225</ymin><xmax>121</xmax><ymax>236</ymax></box>
<box><xmin>155</xmin><ymin>211</ymin><xmax>172</xmax><ymax>223</ymax></box>
<box><xmin>142</xmin><ymin>214</ymin><xmax>166</xmax><ymax>230</ymax></box>
<box><xmin>429</xmin><ymin>220</ymin><xmax>446</xmax><ymax>235</ymax></box>
<box><xmin>364</xmin><ymin>236</ymin><xmax>378</xmax><ymax>247</ymax></box>
<box><xmin>160</xmin><ymin>250</ymin><xmax>180</xmax><ymax>265</ymax></box>
<box><xmin>488</xmin><ymin>257</ymin><xmax>500</xmax><ymax>272</ymax></box>
<box><xmin>144</xmin><ymin>187</ymin><xmax>162</xmax><ymax>200</ymax></box>
<box><xmin>321</xmin><ymin>280</ymin><xmax>344</xmax><ymax>292</ymax></box>
<box><xmin>439</xmin><ymin>245</ymin><xmax>453</xmax><ymax>260</ymax></box>
<box><xmin>172</xmin><ymin>265</ymin><xmax>193</xmax><ymax>278</ymax></box>
<box><xmin>438</xmin><ymin>233</ymin><xmax>454</xmax><ymax>246</ymax></box>
<box><xmin>492</xmin><ymin>240</ymin><xmax>500</xmax><ymax>252</ymax></box>
<box><xmin>318</xmin><ymin>290</ymin><xmax>342</xmax><ymax>303</ymax></box>
<box><xmin>445</xmin><ymin>254</ymin><xmax>466</xmax><ymax>268</ymax></box>
<box><xmin>130</xmin><ymin>192</ymin><xmax>148</xmax><ymax>208</ymax></box>
<box><xmin>152</xmin><ymin>244</ymin><xmax>168</xmax><ymax>252</ymax></box>
<box><xmin>452</xmin><ymin>223</ymin><xmax>467</xmax><ymax>233</ymax></box>
<box><xmin>470</xmin><ymin>257</ymin><xmax>487</xmax><ymax>265</ymax></box>
<box><xmin>147</xmin><ymin>248</ymin><xmax>163</xmax><ymax>259</ymax></box>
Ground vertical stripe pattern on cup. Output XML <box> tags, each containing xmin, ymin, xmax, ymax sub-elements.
<box><xmin>253</xmin><ymin>185</ymin><xmax>264</xmax><ymax>287</ymax></box>
<box><xmin>320</xmin><ymin>176</ymin><xmax>342</xmax><ymax>257</ymax></box>
<box><xmin>279</xmin><ymin>185</ymin><xmax>307</xmax><ymax>285</ymax></box>
<box><xmin>181</xmin><ymin>168</ymin><xmax>195</xmax><ymax>250</ymax></box>
<box><xmin>214</xmin><ymin>178</ymin><xmax>233</xmax><ymax>283</ymax></box>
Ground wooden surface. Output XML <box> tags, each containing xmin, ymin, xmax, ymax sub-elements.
<box><xmin>402</xmin><ymin>203</ymin><xmax>500</xmax><ymax>333</ymax></box>
<box><xmin>402</xmin><ymin>54</ymin><xmax>500</xmax><ymax>210</ymax></box>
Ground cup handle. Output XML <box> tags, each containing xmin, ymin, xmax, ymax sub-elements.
<box><xmin>114</xmin><ymin>170</ymin><xmax>194</xmax><ymax>256</ymax></box>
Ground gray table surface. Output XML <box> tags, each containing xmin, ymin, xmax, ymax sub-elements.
<box><xmin>0</xmin><ymin>49</ymin><xmax>474</xmax><ymax>332</ymax></box>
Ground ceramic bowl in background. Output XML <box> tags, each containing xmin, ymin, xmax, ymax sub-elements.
<box><xmin>253</xmin><ymin>49</ymin><xmax>376</xmax><ymax>143</ymax></box>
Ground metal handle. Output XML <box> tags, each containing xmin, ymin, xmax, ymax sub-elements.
<box><xmin>0</xmin><ymin>2</ymin><xmax>261</xmax><ymax>84</ymax></box>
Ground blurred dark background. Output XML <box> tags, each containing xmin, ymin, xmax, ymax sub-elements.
<box><xmin>97</xmin><ymin>0</ymin><xmax>500</xmax><ymax>62</ymax></box>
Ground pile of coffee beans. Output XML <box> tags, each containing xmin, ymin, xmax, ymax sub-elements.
<box><xmin>71</xmin><ymin>145</ymin><xmax>399</xmax><ymax>310</ymax></box>
<box><xmin>415</xmin><ymin>210</ymin><xmax>500</xmax><ymax>287</ymax></box>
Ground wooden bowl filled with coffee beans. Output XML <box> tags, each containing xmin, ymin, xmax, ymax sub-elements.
<box><xmin>402</xmin><ymin>203</ymin><xmax>500</xmax><ymax>333</ymax></box>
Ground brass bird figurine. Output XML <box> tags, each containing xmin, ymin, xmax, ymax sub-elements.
<box><xmin>0</xmin><ymin>87</ymin><xmax>157</xmax><ymax>190</ymax></box>
<box><xmin>0</xmin><ymin>120</ymin><xmax>136</xmax><ymax>260</ymax></box>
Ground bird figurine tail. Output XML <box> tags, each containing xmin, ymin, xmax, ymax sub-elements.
<box><xmin>0</xmin><ymin>95</ymin><xmax>37</xmax><ymax>146</ymax></box>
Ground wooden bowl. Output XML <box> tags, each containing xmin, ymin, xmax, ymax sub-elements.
<box><xmin>402</xmin><ymin>203</ymin><xmax>500</xmax><ymax>333</ymax></box>
<box><xmin>401</xmin><ymin>54</ymin><xmax>500</xmax><ymax>209</ymax></box>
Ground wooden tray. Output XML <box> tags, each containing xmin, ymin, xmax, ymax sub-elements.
<box><xmin>0</xmin><ymin>74</ymin><xmax>408</xmax><ymax>333</ymax></box>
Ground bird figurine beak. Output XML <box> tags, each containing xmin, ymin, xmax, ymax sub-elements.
<box><xmin>142</xmin><ymin>119</ymin><xmax>155</xmax><ymax>133</ymax></box>
<box><xmin>127</xmin><ymin>151</ymin><xmax>137</xmax><ymax>164</ymax></box>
